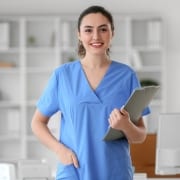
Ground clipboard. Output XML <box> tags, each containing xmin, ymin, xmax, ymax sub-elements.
<box><xmin>103</xmin><ymin>85</ymin><xmax>160</xmax><ymax>141</ymax></box>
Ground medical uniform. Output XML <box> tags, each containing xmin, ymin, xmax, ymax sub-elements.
<box><xmin>37</xmin><ymin>60</ymin><xmax>150</xmax><ymax>180</ymax></box>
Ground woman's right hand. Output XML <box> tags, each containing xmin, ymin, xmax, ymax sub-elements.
<box><xmin>56</xmin><ymin>143</ymin><xmax>79</xmax><ymax>168</ymax></box>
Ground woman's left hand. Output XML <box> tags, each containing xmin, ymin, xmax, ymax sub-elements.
<box><xmin>108</xmin><ymin>107</ymin><xmax>147</xmax><ymax>143</ymax></box>
<box><xmin>108</xmin><ymin>107</ymin><xmax>131</xmax><ymax>131</ymax></box>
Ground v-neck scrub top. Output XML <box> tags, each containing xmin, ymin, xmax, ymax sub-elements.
<box><xmin>37</xmin><ymin>60</ymin><xmax>150</xmax><ymax>180</ymax></box>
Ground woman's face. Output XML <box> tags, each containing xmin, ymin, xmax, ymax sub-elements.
<box><xmin>78</xmin><ymin>13</ymin><xmax>113</xmax><ymax>56</ymax></box>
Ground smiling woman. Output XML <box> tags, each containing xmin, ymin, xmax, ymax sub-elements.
<box><xmin>31</xmin><ymin>5</ymin><xmax>150</xmax><ymax>180</ymax></box>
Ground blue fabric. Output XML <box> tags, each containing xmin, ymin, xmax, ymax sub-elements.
<box><xmin>37</xmin><ymin>60</ymin><xmax>150</xmax><ymax>180</ymax></box>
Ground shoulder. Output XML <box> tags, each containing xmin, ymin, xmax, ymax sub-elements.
<box><xmin>54</xmin><ymin>60</ymin><xmax>80</xmax><ymax>75</ymax></box>
<box><xmin>111</xmin><ymin>60</ymin><xmax>135</xmax><ymax>74</ymax></box>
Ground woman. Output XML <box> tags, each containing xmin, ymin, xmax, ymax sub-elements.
<box><xmin>31</xmin><ymin>5</ymin><xmax>150</xmax><ymax>180</ymax></box>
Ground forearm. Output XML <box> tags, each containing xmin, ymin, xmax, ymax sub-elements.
<box><xmin>31</xmin><ymin>110</ymin><xmax>79</xmax><ymax>167</ymax></box>
<box><xmin>109</xmin><ymin>108</ymin><xmax>147</xmax><ymax>143</ymax></box>
<box><xmin>123</xmin><ymin>118</ymin><xmax>147</xmax><ymax>144</ymax></box>
<box><xmin>31</xmin><ymin>110</ymin><xmax>63</xmax><ymax>155</ymax></box>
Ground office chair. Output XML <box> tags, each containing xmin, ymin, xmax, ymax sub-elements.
<box><xmin>155</xmin><ymin>113</ymin><xmax>180</xmax><ymax>175</ymax></box>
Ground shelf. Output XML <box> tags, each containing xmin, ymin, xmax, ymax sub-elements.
<box><xmin>135</xmin><ymin>66</ymin><xmax>161</xmax><ymax>72</ymax></box>
<box><xmin>131</xmin><ymin>18</ymin><xmax>162</xmax><ymax>48</ymax></box>
<box><xmin>0</xmin><ymin>141</ymin><xmax>22</xmax><ymax>159</ymax></box>
<box><xmin>26</xmin><ymin>47</ymin><xmax>55</xmax><ymax>52</ymax></box>
<box><xmin>0</xmin><ymin>134</ymin><xmax>20</xmax><ymax>141</ymax></box>
<box><xmin>0</xmin><ymin>100</ymin><xmax>20</xmax><ymax>107</ymax></box>
<box><xmin>26</xmin><ymin>19</ymin><xmax>55</xmax><ymax>48</ymax></box>
<box><xmin>26</xmin><ymin>135</ymin><xmax>38</xmax><ymax>142</ymax></box>
<box><xmin>26</xmin><ymin>68</ymin><xmax>54</xmax><ymax>73</ymax></box>
<box><xmin>133</xmin><ymin>46</ymin><xmax>163</xmax><ymax>51</ymax></box>
<box><xmin>0</xmin><ymin>47</ymin><xmax>20</xmax><ymax>53</ymax></box>
<box><xmin>0</xmin><ymin>67</ymin><xmax>20</xmax><ymax>73</ymax></box>
<box><xmin>0</xmin><ymin>18</ymin><xmax>20</xmax><ymax>48</ymax></box>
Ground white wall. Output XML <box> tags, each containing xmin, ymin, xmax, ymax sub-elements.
<box><xmin>0</xmin><ymin>0</ymin><xmax>180</xmax><ymax>112</ymax></box>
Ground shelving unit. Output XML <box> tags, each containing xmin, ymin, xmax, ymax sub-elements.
<box><xmin>0</xmin><ymin>14</ymin><xmax>165</xmax><ymax>175</ymax></box>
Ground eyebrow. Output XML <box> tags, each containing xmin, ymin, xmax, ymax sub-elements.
<box><xmin>83</xmin><ymin>24</ymin><xmax>109</xmax><ymax>29</ymax></box>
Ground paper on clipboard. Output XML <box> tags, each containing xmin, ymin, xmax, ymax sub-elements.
<box><xmin>103</xmin><ymin>85</ymin><xmax>160</xmax><ymax>141</ymax></box>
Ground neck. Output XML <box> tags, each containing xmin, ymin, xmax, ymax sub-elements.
<box><xmin>81</xmin><ymin>54</ymin><xmax>110</xmax><ymax>69</ymax></box>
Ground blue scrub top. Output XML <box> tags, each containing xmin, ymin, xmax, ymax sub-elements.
<box><xmin>37</xmin><ymin>60</ymin><xmax>150</xmax><ymax>180</ymax></box>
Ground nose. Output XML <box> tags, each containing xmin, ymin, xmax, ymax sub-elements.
<box><xmin>92</xmin><ymin>29</ymin><xmax>100</xmax><ymax>40</ymax></box>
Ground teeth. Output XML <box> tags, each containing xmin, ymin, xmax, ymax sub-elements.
<box><xmin>92</xmin><ymin>43</ymin><xmax>102</xmax><ymax>46</ymax></box>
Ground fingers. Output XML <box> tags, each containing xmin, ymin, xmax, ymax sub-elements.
<box><xmin>109</xmin><ymin>107</ymin><xmax>129</xmax><ymax>125</ymax></box>
<box><xmin>110</xmin><ymin>108</ymin><xmax>121</xmax><ymax>119</ymax></box>
<box><xmin>57</xmin><ymin>144</ymin><xmax>79</xmax><ymax>168</ymax></box>
<box><xmin>108</xmin><ymin>108</ymin><xmax>121</xmax><ymax>127</ymax></box>
<box><xmin>120</xmin><ymin>107</ymin><xmax>128</xmax><ymax>116</ymax></box>
<box><xmin>71</xmin><ymin>153</ymin><xmax>79</xmax><ymax>168</ymax></box>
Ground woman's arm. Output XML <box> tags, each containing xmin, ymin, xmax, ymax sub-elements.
<box><xmin>109</xmin><ymin>108</ymin><xmax>147</xmax><ymax>143</ymax></box>
<box><xmin>31</xmin><ymin>109</ymin><xmax>79</xmax><ymax>168</ymax></box>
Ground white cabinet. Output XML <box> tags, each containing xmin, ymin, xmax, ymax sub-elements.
<box><xmin>0</xmin><ymin>14</ymin><xmax>165</xmax><ymax>174</ymax></box>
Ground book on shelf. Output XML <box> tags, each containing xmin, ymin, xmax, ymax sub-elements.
<box><xmin>0</xmin><ymin>22</ymin><xmax>9</xmax><ymax>50</ymax></box>
<box><xmin>0</xmin><ymin>61</ymin><xmax>15</xmax><ymax>68</ymax></box>
<box><xmin>147</xmin><ymin>20</ymin><xmax>161</xmax><ymax>48</ymax></box>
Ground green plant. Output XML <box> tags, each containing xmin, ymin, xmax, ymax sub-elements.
<box><xmin>140</xmin><ymin>79</ymin><xmax>159</xmax><ymax>87</ymax></box>
<box><xmin>27</xmin><ymin>36</ymin><xmax>36</xmax><ymax>46</ymax></box>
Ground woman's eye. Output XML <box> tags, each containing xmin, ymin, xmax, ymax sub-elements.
<box><xmin>100</xmin><ymin>28</ymin><xmax>107</xmax><ymax>32</ymax></box>
<box><xmin>84</xmin><ymin>29</ymin><xmax>92</xmax><ymax>33</ymax></box>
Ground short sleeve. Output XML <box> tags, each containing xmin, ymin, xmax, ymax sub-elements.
<box><xmin>36</xmin><ymin>71</ymin><xmax>59</xmax><ymax>117</ymax></box>
<box><xmin>130</xmin><ymin>71</ymin><xmax>141</xmax><ymax>91</ymax></box>
<box><xmin>130</xmin><ymin>70</ymin><xmax>151</xmax><ymax>116</ymax></box>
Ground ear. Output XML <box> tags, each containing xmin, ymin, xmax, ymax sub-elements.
<box><xmin>77</xmin><ymin>31</ymin><xmax>81</xmax><ymax>40</ymax></box>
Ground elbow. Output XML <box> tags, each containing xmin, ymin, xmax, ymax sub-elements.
<box><xmin>31</xmin><ymin>112</ymin><xmax>40</xmax><ymax>135</ymax></box>
<box><xmin>128</xmin><ymin>135</ymin><xmax>146</xmax><ymax>144</ymax></box>
<box><xmin>140</xmin><ymin>126</ymin><xmax>148</xmax><ymax>143</ymax></box>
<box><xmin>31</xmin><ymin>110</ymin><xmax>49</xmax><ymax>136</ymax></box>
<box><xmin>138</xmin><ymin>132</ymin><xmax>147</xmax><ymax>143</ymax></box>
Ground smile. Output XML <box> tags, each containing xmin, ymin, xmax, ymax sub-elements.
<box><xmin>90</xmin><ymin>42</ymin><xmax>104</xmax><ymax>47</ymax></box>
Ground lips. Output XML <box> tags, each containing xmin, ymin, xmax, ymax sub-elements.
<box><xmin>90</xmin><ymin>42</ymin><xmax>104</xmax><ymax>47</ymax></box>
